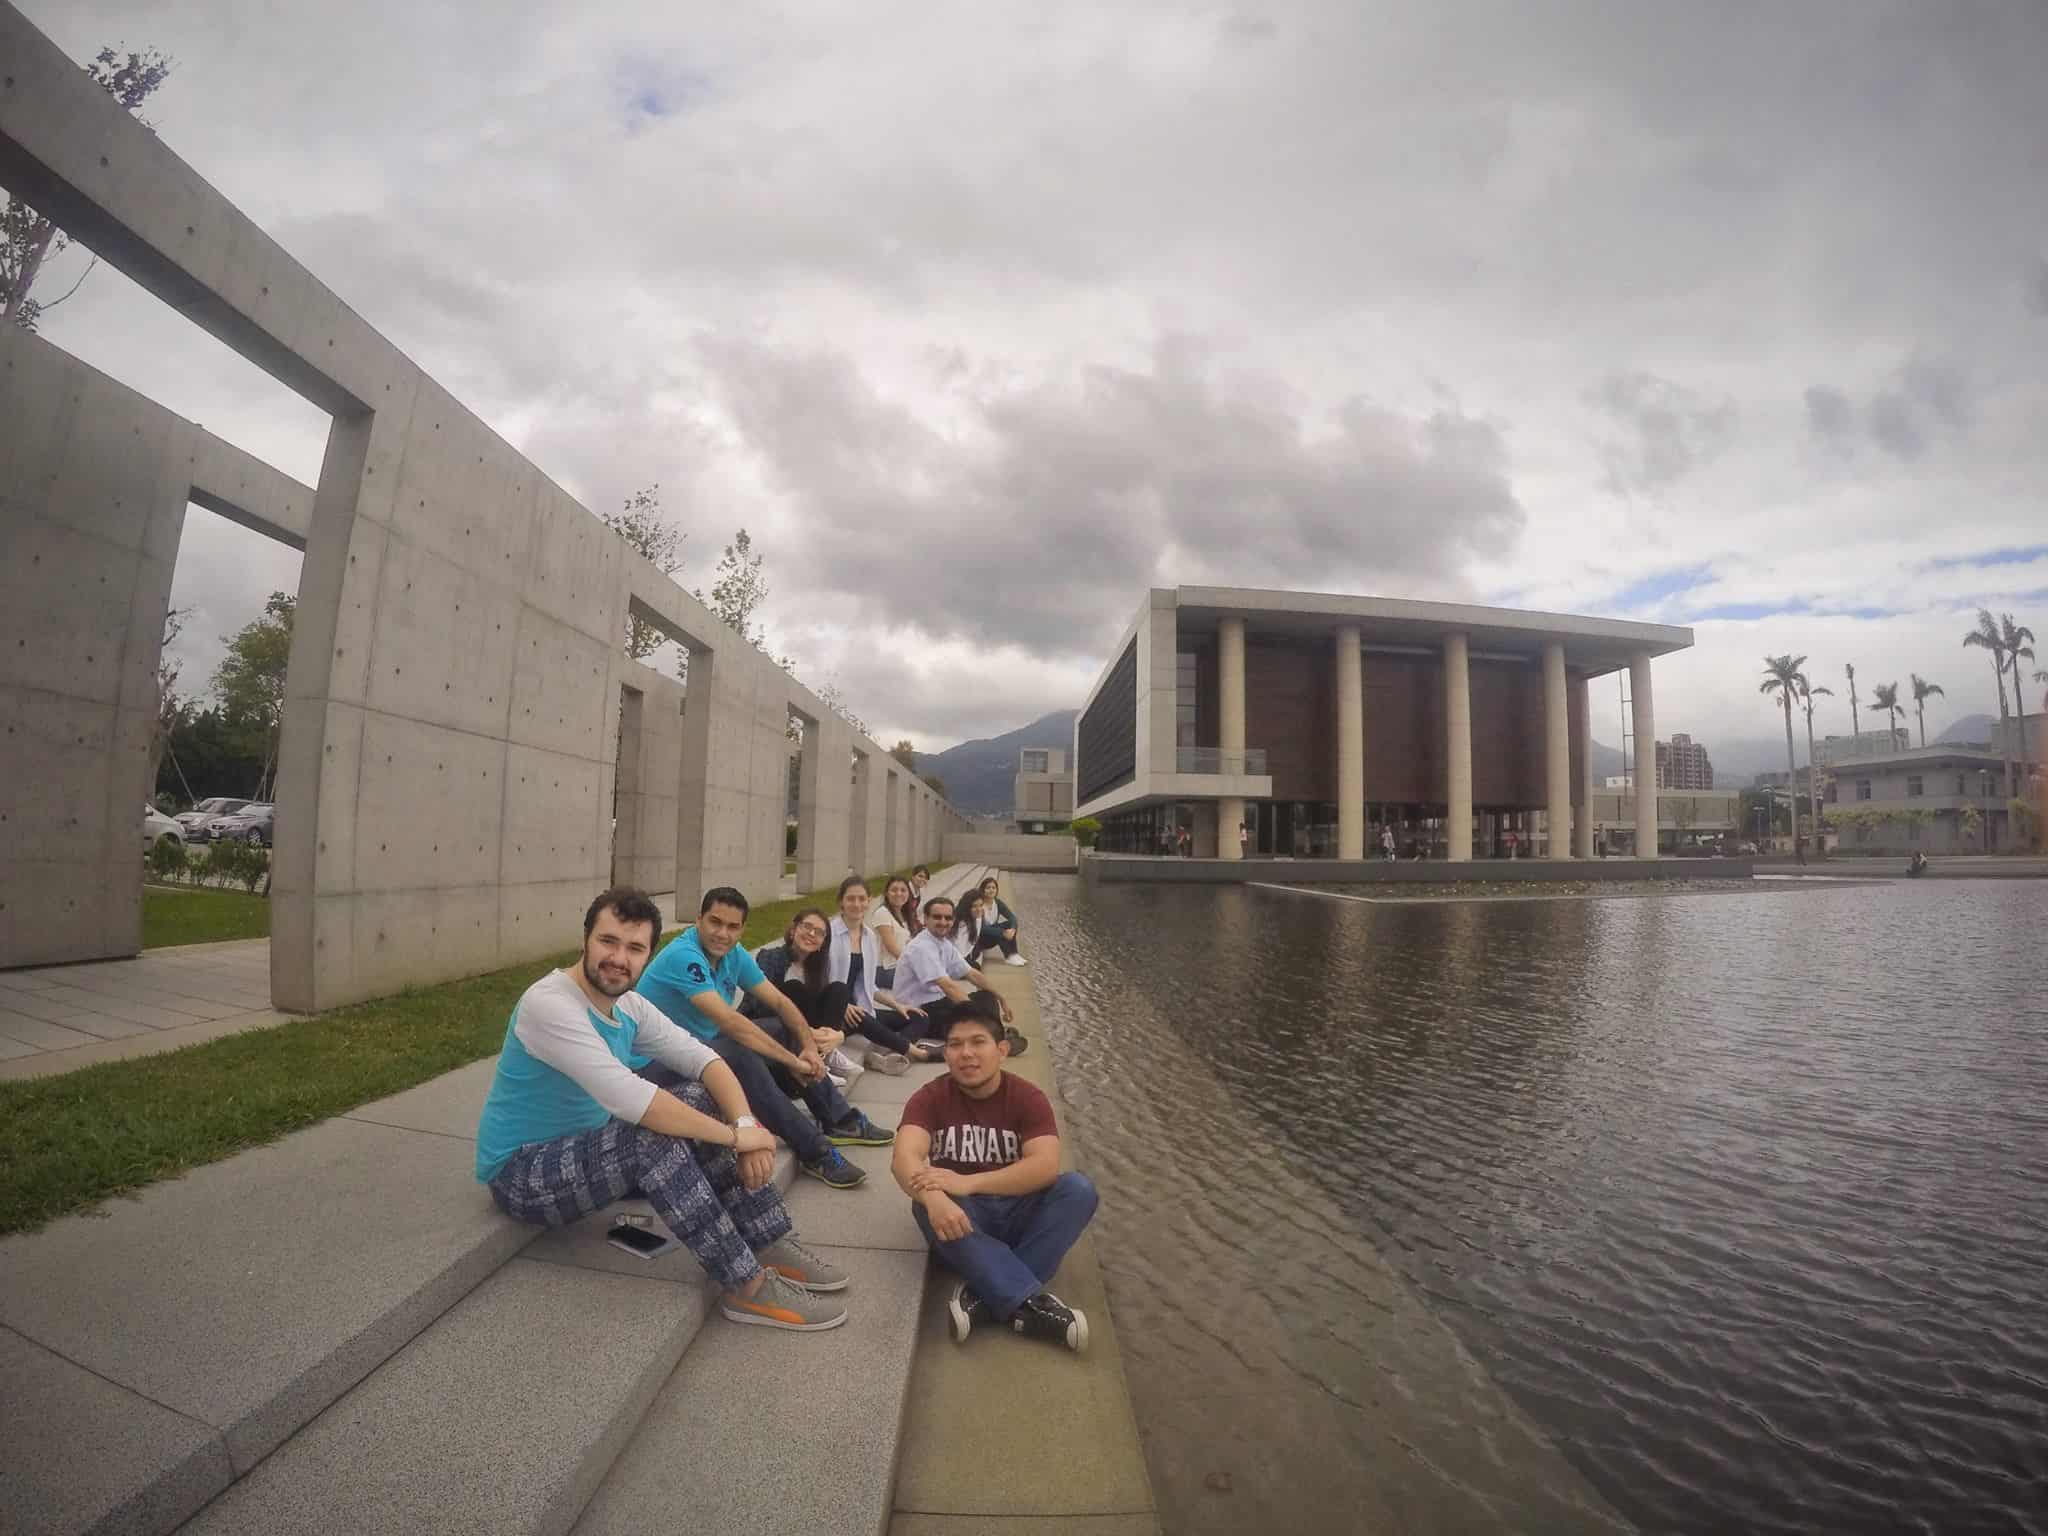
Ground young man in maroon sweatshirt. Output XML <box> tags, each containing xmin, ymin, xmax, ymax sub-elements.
<box><xmin>890</xmin><ymin>990</ymin><xmax>1098</xmax><ymax>1351</ymax></box>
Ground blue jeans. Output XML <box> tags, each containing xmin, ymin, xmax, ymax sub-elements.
<box><xmin>641</xmin><ymin>1031</ymin><xmax>854</xmax><ymax>1165</ymax></box>
<box><xmin>911</xmin><ymin>1172</ymin><xmax>1099</xmax><ymax>1320</ymax></box>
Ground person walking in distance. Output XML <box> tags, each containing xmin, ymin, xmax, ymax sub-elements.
<box><xmin>892</xmin><ymin>992</ymin><xmax>1097</xmax><ymax>1352</ymax></box>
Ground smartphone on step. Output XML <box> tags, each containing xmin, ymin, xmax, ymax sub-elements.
<box><xmin>606</xmin><ymin>1221</ymin><xmax>680</xmax><ymax>1260</ymax></box>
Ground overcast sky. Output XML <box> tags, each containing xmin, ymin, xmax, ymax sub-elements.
<box><xmin>22</xmin><ymin>0</ymin><xmax>2048</xmax><ymax>757</ymax></box>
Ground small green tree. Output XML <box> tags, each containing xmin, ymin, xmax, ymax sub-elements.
<box><xmin>213</xmin><ymin>591</ymin><xmax>295</xmax><ymax>799</ymax></box>
<box><xmin>699</xmin><ymin>528</ymin><xmax>768</xmax><ymax>643</ymax></box>
<box><xmin>601</xmin><ymin>484</ymin><xmax>686</xmax><ymax>660</ymax></box>
<box><xmin>1071</xmin><ymin>816</ymin><xmax>1102</xmax><ymax>848</ymax></box>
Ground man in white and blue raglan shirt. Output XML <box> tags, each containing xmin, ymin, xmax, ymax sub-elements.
<box><xmin>636</xmin><ymin>885</ymin><xmax>892</xmax><ymax>1191</ymax></box>
<box><xmin>477</xmin><ymin>886</ymin><xmax>847</xmax><ymax>1332</ymax></box>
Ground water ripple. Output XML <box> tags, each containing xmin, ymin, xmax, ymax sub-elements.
<box><xmin>1019</xmin><ymin>873</ymin><xmax>2048</xmax><ymax>1536</ymax></box>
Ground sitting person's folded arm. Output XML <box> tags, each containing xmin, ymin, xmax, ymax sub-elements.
<box><xmin>958</xmin><ymin>1134</ymin><xmax>1060</xmax><ymax>1196</ymax></box>
<box><xmin>891</xmin><ymin>1122</ymin><xmax>936</xmax><ymax>1198</ymax></box>
<box><xmin>622</xmin><ymin>995</ymin><xmax>754</xmax><ymax>1125</ymax></box>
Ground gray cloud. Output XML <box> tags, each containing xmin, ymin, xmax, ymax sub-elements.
<box><xmin>1591</xmin><ymin>372</ymin><xmax>1738</xmax><ymax>495</ymax></box>
<box><xmin>1806</xmin><ymin>356</ymin><xmax>1971</xmax><ymax>462</ymax></box>
<box><xmin>19</xmin><ymin>0</ymin><xmax>2048</xmax><ymax>752</ymax></box>
<box><xmin>681</xmin><ymin>333</ymin><xmax>1523</xmax><ymax>660</ymax></box>
<box><xmin>1804</xmin><ymin>386</ymin><xmax>1857</xmax><ymax>446</ymax></box>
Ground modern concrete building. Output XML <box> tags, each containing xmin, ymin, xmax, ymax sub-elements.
<box><xmin>1072</xmin><ymin>586</ymin><xmax>1692</xmax><ymax>862</ymax></box>
<box><xmin>0</xmin><ymin>5</ymin><xmax>964</xmax><ymax>1001</ymax></box>
<box><xmin>1011</xmin><ymin>746</ymin><xmax>1073</xmax><ymax>831</ymax></box>
<box><xmin>1655</xmin><ymin>733</ymin><xmax>1713</xmax><ymax>789</ymax></box>
<box><xmin>1588</xmin><ymin>787</ymin><xmax>1740</xmax><ymax>854</ymax></box>
<box><xmin>1822</xmin><ymin>744</ymin><xmax>2028</xmax><ymax>853</ymax></box>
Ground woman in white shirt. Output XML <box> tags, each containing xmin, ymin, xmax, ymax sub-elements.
<box><xmin>872</xmin><ymin>876</ymin><xmax>916</xmax><ymax>989</ymax></box>
<box><xmin>824</xmin><ymin>876</ymin><xmax>922</xmax><ymax>1070</ymax></box>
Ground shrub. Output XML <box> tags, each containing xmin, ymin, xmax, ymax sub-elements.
<box><xmin>146</xmin><ymin>835</ymin><xmax>190</xmax><ymax>885</ymax></box>
<box><xmin>786</xmin><ymin>821</ymin><xmax>799</xmax><ymax>856</ymax></box>
<box><xmin>1070</xmin><ymin>816</ymin><xmax>1101</xmax><ymax>849</ymax></box>
<box><xmin>203</xmin><ymin>838</ymin><xmax>258</xmax><ymax>890</ymax></box>
<box><xmin>237</xmin><ymin>846</ymin><xmax>270</xmax><ymax>894</ymax></box>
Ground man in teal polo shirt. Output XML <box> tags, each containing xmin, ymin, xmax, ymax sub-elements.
<box><xmin>638</xmin><ymin>885</ymin><xmax>891</xmax><ymax>1190</ymax></box>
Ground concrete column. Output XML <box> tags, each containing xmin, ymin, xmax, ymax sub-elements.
<box><xmin>1542</xmin><ymin>641</ymin><xmax>1571</xmax><ymax>859</ymax></box>
<box><xmin>1631</xmin><ymin>651</ymin><xmax>1658</xmax><ymax>859</ymax></box>
<box><xmin>1336</xmin><ymin>626</ymin><xmax>1364</xmax><ymax>859</ymax></box>
<box><xmin>1572</xmin><ymin>672</ymin><xmax>1595</xmax><ymax>858</ymax></box>
<box><xmin>1444</xmin><ymin>632</ymin><xmax>1472</xmax><ymax>860</ymax></box>
<box><xmin>1218</xmin><ymin>615</ymin><xmax>1247</xmax><ymax>861</ymax></box>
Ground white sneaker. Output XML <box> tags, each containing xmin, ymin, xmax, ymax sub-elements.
<box><xmin>1005</xmin><ymin>953</ymin><xmax>1029</xmax><ymax>967</ymax></box>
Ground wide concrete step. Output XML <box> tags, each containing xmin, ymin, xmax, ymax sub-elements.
<box><xmin>0</xmin><ymin>1059</ymin><xmax>532</xmax><ymax>1536</ymax></box>
<box><xmin>569</xmin><ymin>1073</ymin><xmax>938</xmax><ymax>1536</ymax></box>
<box><xmin>174</xmin><ymin>1148</ymin><xmax>799</xmax><ymax>1535</ymax></box>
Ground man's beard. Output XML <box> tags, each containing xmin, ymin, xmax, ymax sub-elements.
<box><xmin>584</xmin><ymin>955</ymin><xmax>634</xmax><ymax>997</ymax></box>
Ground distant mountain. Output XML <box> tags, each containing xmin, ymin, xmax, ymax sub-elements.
<box><xmin>1935</xmin><ymin>713</ymin><xmax>1996</xmax><ymax>745</ymax></box>
<box><xmin>919</xmin><ymin>710</ymin><xmax>1077</xmax><ymax>815</ymax></box>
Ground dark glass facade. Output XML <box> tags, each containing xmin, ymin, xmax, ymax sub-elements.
<box><xmin>1076</xmin><ymin>639</ymin><xmax>1137</xmax><ymax>805</ymax></box>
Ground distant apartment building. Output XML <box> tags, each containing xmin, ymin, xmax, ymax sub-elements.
<box><xmin>1012</xmin><ymin>747</ymin><xmax>1074</xmax><ymax>832</ymax></box>
<box><xmin>1654</xmin><ymin>733</ymin><xmax>1713</xmax><ymax>789</ymax></box>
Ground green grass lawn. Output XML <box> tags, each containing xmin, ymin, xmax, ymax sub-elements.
<box><xmin>0</xmin><ymin>864</ymin><xmax>949</xmax><ymax>1236</ymax></box>
<box><xmin>142</xmin><ymin>885</ymin><xmax>272</xmax><ymax>948</ymax></box>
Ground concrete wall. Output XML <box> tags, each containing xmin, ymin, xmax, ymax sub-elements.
<box><xmin>1</xmin><ymin>327</ymin><xmax>314</xmax><ymax>967</ymax></box>
<box><xmin>0</xmin><ymin>3</ymin><xmax>965</xmax><ymax>999</ymax></box>
<box><xmin>944</xmin><ymin>833</ymin><xmax>1079</xmax><ymax>872</ymax></box>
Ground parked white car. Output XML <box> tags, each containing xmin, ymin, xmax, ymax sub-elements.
<box><xmin>143</xmin><ymin>804</ymin><xmax>184</xmax><ymax>850</ymax></box>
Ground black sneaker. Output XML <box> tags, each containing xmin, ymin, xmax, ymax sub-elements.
<box><xmin>1011</xmin><ymin>1290</ymin><xmax>1088</xmax><ymax>1353</ymax></box>
<box><xmin>947</xmin><ymin>1283</ymin><xmax>985</xmax><ymax>1343</ymax></box>
<box><xmin>799</xmin><ymin>1148</ymin><xmax>867</xmax><ymax>1189</ymax></box>
<box><xmin>826</xmin><ymin>1112</ymin><xmax>895</xmax><ymax>1148</ymax></box>
<box><xmin>1003</xmin><ymin>1027</ymin><xmax>1029</xmax><ymax>1057</ymax></box>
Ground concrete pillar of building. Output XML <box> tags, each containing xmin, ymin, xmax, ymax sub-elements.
<box><xmin>1543</xmin><ymin>641</ymin><xmax>1571</xmax><ymax>859</ymax></box>
<box><xmin>1336</xmin><ymin>626</ymin><xmax>1365</xmax><ymax>859</ymax></box>
<box><xmin>1218</xmin><ymin>615</ymin><xmax>1247</xmax><ymax>861</ymax></box>
<box><xmin>1444</xmin><ymin>632</ymin><xmax>1473</xmax><ymax>861</ymax></box>
<box><xmin>1571</xmin><ymin>672</ymin><xmax>1595</xmax><ymax>858</ymax></box>
<box><xmin>1631</xmin><ymin>651</ymin><xmax>1658</xmax><ymax>858</ymax></box>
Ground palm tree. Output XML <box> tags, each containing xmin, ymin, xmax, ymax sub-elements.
<box><xmin>1845</xmin><ymin>662</ymin><xmax>1860</xmax><ymax>738</ymax></box>
<box><xmin>1909</xmin><ymin>673</ymin><xmax>1945</xmax><ymax>748</ymax></box>
<box><xmin>1798</xmin><ymin>680</ymin><xmax>1832</xmax><ymax>853</ymax></box>
<box><xmin>2000</xmin><ymin>612</ymin><xmax>2036</xmax><ymax>766</ymax></box>
<box><xmin>1964</xmin><ymin>608</ymin><xmax>2013</xmax><ymax>798</ymax></box>
<box><xmin>1760</xmin><ymin>654</ymin><xmax>1807</xmax><ymax>852</ymax></box>
<box><xmin>1871</xmin><ymin>681</ymin><xmax>1904</xmax><ymax>744</ymax></box>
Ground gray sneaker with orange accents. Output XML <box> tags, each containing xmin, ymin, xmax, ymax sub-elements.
<box><xmin>719</xmin><ymin>1269</ymin><xmax>847</xmax><ymax>1331</ymax></box>
<box><xmin>757</xmin><ymin>1234</ymin><xmax>849</xmax><ymax>1292</ymax></box>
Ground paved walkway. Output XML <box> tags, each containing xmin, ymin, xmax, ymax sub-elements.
<box><xmin>0</xmin><ymin>939</ymin><xmax>284</xmax><ymax>1082</ymax></box>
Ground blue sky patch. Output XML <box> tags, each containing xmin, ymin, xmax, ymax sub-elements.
<box><xmin>1603</xmin><ymin>563</ymin><xmax>1715</xmax><ymax>613</ymax></box>
<box><xmin>1924</xmin><ymin>543</ymin><xmax>2048</xmax><ymax>571</ymax></box>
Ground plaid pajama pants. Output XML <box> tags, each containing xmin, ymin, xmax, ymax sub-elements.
<box><xmin>487</xmin><ymin>1079</ymin><xmax>791</xmax><ymax>1291</ymax></box>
